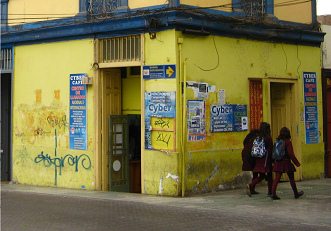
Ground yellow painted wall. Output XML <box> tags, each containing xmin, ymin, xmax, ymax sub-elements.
<box><xmin>13</xmin><ymin>39</ymin><xmax>95</xmax><ymax>189</ymax></box>
<box><xmin>143</xmin><ymin>30</ymin><xmax>181</xmax><ymax>196</ymax></box>
<box><xmin>180</xmin><ymin>0</ymin><xmax>232</xmax><ymax>12</ymax></box>
<box><xmin>8</xmin><ymin>0</ymin><xmax>78</xmax><ymax>25</ymax></box>
<box><xmin>274</xmin><ymin>0</ymin><xmax>312</xmax><ymax>24</ymax></box>
<box><xmin>142</xmin><ymin>29</ymin><xmax>323</xmax><ymax>196</ymax></box>
<box><xmin>129</xmin><ymin>0</ymin><xmax>166</xmax><ymax>9</ymax></box>
<box><xmin>122</xmin><ymin>69</ymin><xmax>141</xmax><ymax>115</ymax></box>
<box><xmin>179</xmin><ymin>33</ymin><xmax>323</xmax><ymax>194</ymax></box>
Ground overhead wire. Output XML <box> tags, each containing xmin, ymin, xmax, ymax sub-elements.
<box><xmin>3</xmin><ymin>0</ymin><xmax>312</xmax><ymax>22</ymax></box>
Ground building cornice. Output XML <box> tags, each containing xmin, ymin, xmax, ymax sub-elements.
<box><xmin>1</xmin><ymin>7</ymin><xmax>325</xmax><ymax>47</ymax></box>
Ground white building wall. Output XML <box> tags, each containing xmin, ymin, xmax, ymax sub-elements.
<box><xmin>322</xmin><ymin>25</ymin><xmax>331</xmax><ymax>69</ymax></box>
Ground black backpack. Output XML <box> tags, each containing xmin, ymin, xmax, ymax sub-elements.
<box><xmin>272</xmin><ymin>139</ymin><xmax>286</xmax><ymax>160</ymax></box>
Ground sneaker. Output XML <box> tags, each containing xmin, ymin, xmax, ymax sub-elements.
<box><xmin>295</xmin><ymin>191</ymin><xmax>304</xmax><ymax>199</ymax></box>
<box><xmin>272</xmin><ymin>195</ymin><xmax>280</xmax><ymax>200</ymax></box>
<box><xmin>246</xmin><ymin>184</ymin><xmax>251</xmax><ymax>197</ymax></box>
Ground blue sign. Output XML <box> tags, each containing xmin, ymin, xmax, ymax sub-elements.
<box><xmin>69</xmin><ymin>74</ymin><xmax>87</xmax><ymax>150</ymax></box>
<box><xmin>303</xmin><ymin>72</ymin><xmax>318</xmax><ymax>144</ymax></box>
<box><xmin>210</xmin><ymin>104</ymin><xmax>247</xmax><ymax>132</ymax></box>
<box><xmin>143</xmin><ymin>65</ymin><xmax>176</xmax><ymax>79</ymax></box>
<box><xmin>144</xmin><ymin>92</ymin><xmax>176</xmax><ymax>149</ymax></box>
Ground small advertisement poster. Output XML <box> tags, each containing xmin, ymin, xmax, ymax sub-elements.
<box><xmin>144</xmin><ymin>92</ymin><xmax>176</xmax><ymax>150</ymax></box>
<box><xmin>210</xmin><ymin>104</ymin><xmax>247</xmax><ymax>132</ymax></box>
<box><xmin>303</xmin><ymin>72</ymin><xmax>319</xmax><ymax>144</ymax></box>
<box><xmin>187</xmin><ymin>100</ymin><xmax>206</xmax><ymax>141</ymax></box>
<box><xmin>69</xmin><ymin>74</ymin><xmax>87</xmax><ymax>150</ymax></box>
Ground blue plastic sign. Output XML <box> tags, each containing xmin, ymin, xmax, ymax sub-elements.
<box><xmin>303</xmin><ymin>72</ymin><xmax>318</xmax><ymax>144</ymax></box>
<box><xmin>69</xmin><ymin>74</ymin><xmax>87</xmax><ymax>150</ymax></box>
<box><xmin>211</xmin><ymin>105</ymin><xmax>234</xmax><ymax>132</ymax></box>
<box><xmin>143</xmin><ymin>65</ymin><xmax>176</xmax><ymax>79</ymax></box>
<box><xmin>144</xmin><ymin>92</ymin><xmax>176</xmax><ymax>149</ymax></box>
<box><xmin>211</xmin><ymin>104</ymin><xmax>247</xmax><ymax>132</ymax></box>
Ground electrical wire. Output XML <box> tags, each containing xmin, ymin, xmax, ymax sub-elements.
<box><xmin>3</xmin><ymin>0</ymin><xmax>313</xmax><ymax>22</ymax></box>
<box><xmin>193</xmin><ymin>36</ymin><xmax>220</xmax><ymax>72</ymax></box>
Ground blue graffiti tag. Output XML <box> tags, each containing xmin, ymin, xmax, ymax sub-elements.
<box><xmin>34</xmin><ymin>152</ymin><xmax>91</xmax><ymax>185</ymax></box>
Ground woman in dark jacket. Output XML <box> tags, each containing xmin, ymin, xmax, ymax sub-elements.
<box><xmin>271</xmin><ymin>127</ymin><xmax>304</xmax><ymax>200</ymax></box>
<box><xmin>242</xmin><ymin>129</ymin><xmax>259</xmax><ymax>194</ymax></box>
<box><xmin>247</xmin><ymin>122</ymin><xmax>273</xmax><ymax>196</ymax></box>
<box><xmin>242</xmin><ymin>129</ymin><xmax>259</xmax><ymax>171</ymax></box>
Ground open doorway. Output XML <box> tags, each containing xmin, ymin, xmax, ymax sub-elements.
<box><xmin>1</xmin><ymin>73</ymin><xmax>12</xmax><ymax>181</ymax></box>
<box><xmin>101</xmin><ymin>67</ymin><xmax>141</xmax><ymax>193</ymax></box>
<box><xmin>270</xmin><ymin>81</ymin><xmax>301</xmax><ymax>180</ymax></box>
<box><xmin>322</xmin><ymin>69</ymin><xmax>331</xmax><ymax>177</ymax></box>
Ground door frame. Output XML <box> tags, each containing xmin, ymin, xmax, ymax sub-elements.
<box><xmin>266</xmin><ymin>78</ymin><xmax>302</xmax><ymax>180</ymax></box>
<box><xmin>322</xmin><ymin>68</ymin><xmax>331</xmax><ymax>177</ymax></box>
<box><xmin>1</xmin><ymin>73</ymin><xmax>13</xmax><ymax>181</ymax></box>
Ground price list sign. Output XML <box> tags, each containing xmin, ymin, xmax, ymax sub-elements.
<box><xmin>303</xmin><ymin>72</ymin><xmax>318</xmax><ymax>144</ymax></box>
<box><xmin>69</xmin><ymin>74</ymin><xmax>87</xmax><ymax>150</ymax></box>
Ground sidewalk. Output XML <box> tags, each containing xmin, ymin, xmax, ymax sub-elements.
<box><xmin>2</xmin><ymin>178</ymin><xmax>331</xmax><ymax>230</ymax></box>
<box><xmin>2</xmin><ymin>178</ymin><xmax>331</xmax><ymax>208</ymax></box>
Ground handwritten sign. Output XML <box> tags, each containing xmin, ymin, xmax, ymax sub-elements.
<box><xmin>151</xmin><ymin>131</ymin><xmax>175</xmax><ymax>150</ymax></box>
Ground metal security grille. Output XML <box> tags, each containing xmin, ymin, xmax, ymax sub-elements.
<box><xmin>0</xmin><ymin>48</ymin><xmax>12</xmax><ymax>72</ymax></box>
<box><xmin>240</xmin><ymin>0</ymin><xmax>265</xmax><ymax>20</ymax></box>
<box><xmin>99</xmin><ymin>35</ymin><xmax>141</xmax><ymax>63</ymax></box>
<box><xmin>88</xmin><ymin>0</ymin><xmax>124</xmax><ymax>18</ymax></box>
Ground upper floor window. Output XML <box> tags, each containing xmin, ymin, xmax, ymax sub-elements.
<box><xmin>240</xmin><ymin>0</ymin><xmax>266</xmax><ymax>20</ymax></box>
<box><xmin>80</xmin><ymin>0</ymin><xmax>128</xmax><ymax>18</ymax></box>
<box><xmin>1</xmin><ymin>0</ymin><xmax>8</xmax><ymax>27</ymax></box>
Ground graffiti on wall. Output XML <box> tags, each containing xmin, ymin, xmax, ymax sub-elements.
<box><xmin>34</xmin><ymin>151</ymin><xmax>91</xmax><ymax>185</ymax></box>
<box><xmin>14</xmin><ymin>89</ymin><xmax>91</xmax><ymax>186</ymax></box>
<box><xmin>150</xmin><ymin>117</ymin><xmax>175</xmax><ymax>150</ymax></box>
<box><xmin>33</xmin><ymin>113</ymin><xmax>91</xmax><ymax>186</ymax></box>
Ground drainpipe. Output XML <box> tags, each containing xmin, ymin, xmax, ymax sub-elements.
<box><xmin>178</xmin><ymin>37</ymin><xmax>186</xmax><ymax>197</ymax></box>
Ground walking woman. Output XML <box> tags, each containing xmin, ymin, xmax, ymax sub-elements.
<box><xmin>247</xmin><ymin>122</ymin><xmax>273</xmax><ymax>196</ymax></box>
<box><xmin>242</xmin><ymin>129</ymin><xmax>259</xmax><ymax>192</ymax></box>
<box><xmin>271</xmin><ymin>127</ymin><xmax>304</xmax><ymax>200</ymax></box>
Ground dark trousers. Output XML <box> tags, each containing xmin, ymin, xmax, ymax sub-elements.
<box><xmin>272</xmin><ymin>172</ymin><xmax>299</xmax><ymax>196</ymax></box>
<box><xmin>250</xmin><ymin>172</ymin><xmax>273</xmax><ymax>194</ymax></box>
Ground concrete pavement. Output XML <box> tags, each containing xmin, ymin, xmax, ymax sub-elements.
<box><xmin>1</xmin><ymin>178</ymin><xmax>331</xmax><ymax>230</ymax></box>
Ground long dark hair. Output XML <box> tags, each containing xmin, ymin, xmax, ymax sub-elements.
<box><xmin>278</xmin><ymin>127</ymin><xmax>291</xmax><ymax>140</ymax></box>
<box><xmin>259</xmin><ymin>122</ymin><xmax>271</xmax><ymax>138</ymax></box>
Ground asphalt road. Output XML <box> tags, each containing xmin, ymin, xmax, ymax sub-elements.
<box><xmin>1</xmin><ymin>179</ymin><xmax>331</xmax><ymax>231</ymax></box>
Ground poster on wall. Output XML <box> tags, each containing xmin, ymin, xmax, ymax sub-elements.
<box><xmin>144</xmin><ymin>92</ymin><xmax>176</xmax><ymax>150</ymax></box>
<box><xmin>303</xmin><ymin>72</ymin><xmax>319</xmax><ymax>144</ymax></box>
<box><xmin>187</xmin><ymin>100</ymin><xmax>206</xmax><ymax>141</ymax></box>
<box><xmin>69</xmin><ymin>74</ymin><xmax>87</xmax><ymax>150</ymax></box>
<box><xmin>210</xmin><ymin>104</ymin><xmax>248</xmax><ymax>132</ymax></box>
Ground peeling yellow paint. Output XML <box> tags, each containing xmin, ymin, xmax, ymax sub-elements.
<box><xmin>13</xmin><ymin>39</ymin><xmax>95</xmax><ymax>189</ymax></box>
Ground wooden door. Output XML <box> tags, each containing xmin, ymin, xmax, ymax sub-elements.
<box><xmin>101</xmin><ymin>69</ymin><xmax>121</xmax><ymax>190</ymax></box>
<box><xmin>271</xmin><ymin>82</ymin><xmax>301</xmax><ymax>180</ymax></box>
<box><xmin>270</xmin><ymin>83</ymin><xmax>292</xmax><ymax>140</ymax></box>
